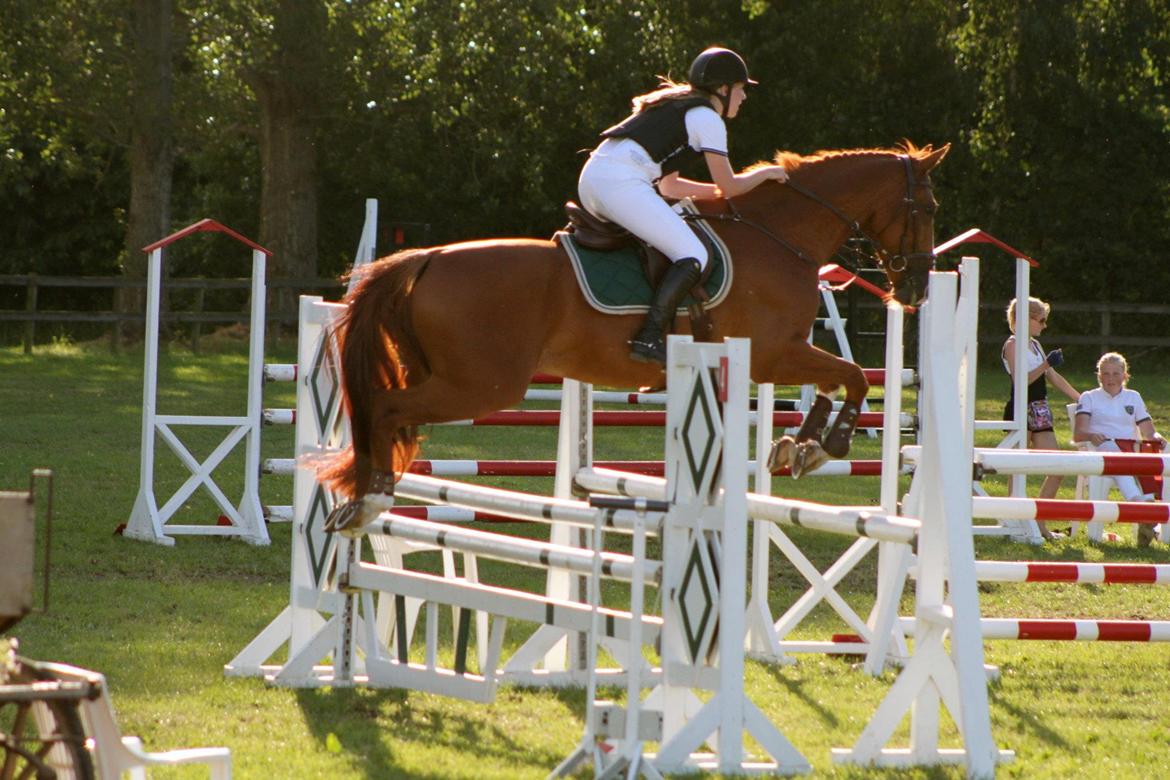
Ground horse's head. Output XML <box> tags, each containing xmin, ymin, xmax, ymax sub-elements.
<box><xmin>870</xmin><ymin>144</ymin><xmax>949</xmax><ymax>306</ymax></box>
<box><xmin>732</xmin><ymin>144</ymin><xmax>951</xmax><ymax>306</ymax></box>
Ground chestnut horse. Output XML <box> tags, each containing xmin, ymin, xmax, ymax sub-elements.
<box><xmin>322</xmin><ymin>143</ymin><xmax>949</xmax><ymax>530</ymax></box>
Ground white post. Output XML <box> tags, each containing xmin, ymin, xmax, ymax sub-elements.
<box><xmin>745</xmin><ymin>382</ymin><xmax>787</xmax><ymax>660</ymax></box>
<box><xmin>834</xmin><ymin>271</ymin><xmax>1010</xmax><ymax>776</ymax></box>
<box><xmin>652</xmin><ymin>336</ymin><xmax>808</xmax><ymax>775</ymax></box>
<box><xmin>348</xmin><ymin>198</ymin><xmax>379</xmax><ymax>292</ymax></box>
<box><xmin>1007</xmin><ymin>257</ymin><xmax>1040</xmax><ymax>542</ymax></box>
<box><xmin>958</xmin><ymin>258</ymin><xmax>981</xmax><ymax>467</ymax></box>
<box><xmin>125</xmin><ymin>247</ymin><xmax>167</xmax><ymax>544</ymax></box>
<box><xmin>226</xmin><ymin>296</ymin><xmax>348</xmax><ymax>679</ymax></box>
<box><xmin>864</xmin><ymin>301</ymin><xmax>911</xmax><ymax>674</ymax></box>
<box><xmin>237</xmin><ymin>248</ymin><xmax>269</xmax><ymax>544</ymax></box>
<box><xmin>515</xmin><ymin>378</ymin><xmax>593</xmax><ymax>675</ymax></box>
<box><xmin>716</xmin><ymin>338</ymin><xmax>749</xmax><ymax>770</ymax></box>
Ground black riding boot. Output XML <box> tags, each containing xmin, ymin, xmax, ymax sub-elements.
<box><xmin>629</xmin><ymin>257</ymin><xmax>703</xmax><ymax>365</ymax></box>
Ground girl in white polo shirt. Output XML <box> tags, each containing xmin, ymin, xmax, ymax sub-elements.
<box><xmin>1074</xmin><ymin>351</ymin><xmax>1165</xmax><ymax>546</ymax></box>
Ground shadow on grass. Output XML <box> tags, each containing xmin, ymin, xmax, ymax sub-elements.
<box><xmin>295</xmin><ymin>683</ymin><xmax>578</xmax><ymax>779</ymax></box>
<box><xmin>758</xmin><ymin>662</ymin><xmax>841</xmax><ymax>728</ymax></box>
<box><xmin>989</xmin><ymin>684</ymin><xmax>1070</xmax><ymax>750</ymax></box>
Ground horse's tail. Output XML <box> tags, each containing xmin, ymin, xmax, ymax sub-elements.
<box><xmin>318</xmin><ymin>250</ymin><xmax>431</xmax><ymax>498</ymax></box>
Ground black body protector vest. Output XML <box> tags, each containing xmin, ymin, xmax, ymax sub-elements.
<box><xmin>600</xmin><ymin>96</ymin><xmax>714</xmax><ymax>179</ymax></box>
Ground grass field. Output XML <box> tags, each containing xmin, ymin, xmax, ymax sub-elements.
<box><xmin>2</xmin><ymin>333</ymin><xmax>1170</xmax><ymax>778</ymax></box>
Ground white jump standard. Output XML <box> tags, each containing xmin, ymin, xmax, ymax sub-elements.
<box><xmin>126</xmin><ymin>219</ymin><xmax>272</xmax><ymax>546</ymax></box>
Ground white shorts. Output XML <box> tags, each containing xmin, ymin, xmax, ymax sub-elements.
<box><xmin>577</xmin><ymin>140</ymin><xmax>708</xmax><ymax>268</ymax></box>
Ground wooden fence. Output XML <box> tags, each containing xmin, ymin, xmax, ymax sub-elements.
<box><xmin>2</xmin><ymin>273</ymin><xmax>1169</xmax><ymax>358</ymax></box>
<box><xmin>0</xmin><ymin>274</ymin><xmax>345</xmax><ymax>354</ymax></box>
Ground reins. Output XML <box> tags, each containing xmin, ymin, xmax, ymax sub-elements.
<box><xmin>683</xmin><ymin>198</ymin><xmax>821</xmax><ymax>267</ymax></box>
<box><xmin>684</xmin><ymin>154</ymin><xmax>931</xmax><ymax>277</ymax></box>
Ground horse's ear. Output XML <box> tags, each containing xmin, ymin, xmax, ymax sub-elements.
<box><xmin>917</xmin><ymin>143</ymin><xmax>950</xmax><ymax>172</ymax></box>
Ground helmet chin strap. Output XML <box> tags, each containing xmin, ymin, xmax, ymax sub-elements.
<box><xmin>709</xmin><ymin>86</ymin><xmax>732</xmax><ymax>118</ymax></box>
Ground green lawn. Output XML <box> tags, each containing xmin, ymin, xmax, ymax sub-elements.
<box><xmin>2</xmin><ymin>335</ymin><xmax>1169</xmax><ymax>778</ymax></box>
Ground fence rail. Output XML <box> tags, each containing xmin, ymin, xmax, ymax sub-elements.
<box><xmin>3</xmin><ymin>273</ymin><xmax>1168</xmax><ymax>357</ymax></box>
<box><xmin>839</xmin><ymin>288</ymin><xmax>1170</xmax><ymax>358</ymax></box>
<box><xmin>0</xmin><ymin>274</ymin><xmax>344</xmax><ymax>354</ymax></box>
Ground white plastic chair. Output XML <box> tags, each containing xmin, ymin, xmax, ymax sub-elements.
<box><xmin>1066</xmin><ymin>403</ymin><xmax>1166</xmax><ymax>542</ymax></box>
<box><xmin>1067</xmin><ymin>403</ymin><xmax>1109</xmax><ymax>540</ymax></box>
<box><xmin>41</xmin><ymin>661</ymin><xmax>232</xmax><ymax>779</ymax></box>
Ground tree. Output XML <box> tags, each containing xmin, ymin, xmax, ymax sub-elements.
<box><xmin>120</xmin><ymin>0</ymin><xmax>176</xmax><ymax>333</ymax></box>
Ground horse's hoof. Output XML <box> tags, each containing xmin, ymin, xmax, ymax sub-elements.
<box><xmin>324</xmin><ymin>494</ymin><xmax>395</xmax><ymax>536</ymax></box>
<box><xmin>792</xmin><ymin>441</ymin><xmax>829</xmax><ymax>479</ymax></box>
<box><xmin>324</xmin><ymin>500</ymin><xmax>363</xmax><ymax>534</ymax></box>
<box><xmin>767</xmin><ymin>436</ymin><xmax>797</xmax><ymax>474</ymax></box>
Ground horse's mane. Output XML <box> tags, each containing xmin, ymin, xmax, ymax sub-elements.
<box><xmin>747</xmin><ymin>141</ymin><xmax>937</xmax><ymax>174</ymax></box>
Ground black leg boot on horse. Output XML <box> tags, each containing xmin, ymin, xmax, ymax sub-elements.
<box><xmin>629</xmin><ymin>257</ymin><xmax>703</xmax><ymax>366</ymax></box>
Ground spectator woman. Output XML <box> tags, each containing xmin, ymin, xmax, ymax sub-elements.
<box><xmin>1002</xmin><ymin>296</ymin><xmax>1081</xmax><ymax>540</ymax></box>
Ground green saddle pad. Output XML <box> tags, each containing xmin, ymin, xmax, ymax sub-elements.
<box><xmin>557</xmin><ymin>208</ymin><xmax>732</xmax><ymax>315</ymax></box>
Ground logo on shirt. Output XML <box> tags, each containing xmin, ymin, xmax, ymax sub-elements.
<box><xmin>1125</xmin><ymin>405</ymin><xmax>1135</xmax><ymax>415</ymax></box>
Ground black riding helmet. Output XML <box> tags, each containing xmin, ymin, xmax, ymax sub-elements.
<box><xmin>688</xmin><ymin>47</ymin><xmax>758</xmax><ymax>92</ymax></box>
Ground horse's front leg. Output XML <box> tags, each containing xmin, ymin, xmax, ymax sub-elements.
<box><xmin>759</xmin><ymin>341</ymin><xmax>869</xmax><ymax>477</ymax></box>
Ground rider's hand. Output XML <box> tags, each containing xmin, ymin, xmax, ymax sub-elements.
<box><xmin>771</xmin><ymin>167</ymin><xmax>790</xmax><ymax>183</ymax></box>
<box><xmin>1045</xmin><ymin>348</ymin><xmax>1063</xmax><ymax>369</ymax></box>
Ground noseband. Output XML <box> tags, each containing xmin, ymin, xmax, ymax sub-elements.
<box><xmin>886</xmin><ymin>154</ymin><xmax>936</xmax><ymax>277</ymax></box>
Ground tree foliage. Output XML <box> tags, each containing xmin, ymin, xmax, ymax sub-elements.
<box><xmin>1</xmin><ymin>0</ymin><xmax>1168</xmax><ymax>309</ymax></box>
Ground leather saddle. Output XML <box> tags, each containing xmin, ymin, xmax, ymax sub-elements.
<box><xmin>562</xmin><ymin>201</ymin><xmax>718</xmax><ymax>340</ymax></box>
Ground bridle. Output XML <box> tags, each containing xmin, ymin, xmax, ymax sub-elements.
<box><xmin>686</xmin><ymin>154</ymin><xmax>936</xmax><ymax>292</ymax></box>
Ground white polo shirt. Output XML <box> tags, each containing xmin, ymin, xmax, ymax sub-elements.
<box><xmin>1076</xmin><ymin>387</ymin><xmax>1151</xmax><ymax>439</ymax></box>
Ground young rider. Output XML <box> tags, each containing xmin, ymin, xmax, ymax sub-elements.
<box><xmin>577</xmin><ymin>46</ymin><xmax>789</xmax><ymax>365</ymax></box>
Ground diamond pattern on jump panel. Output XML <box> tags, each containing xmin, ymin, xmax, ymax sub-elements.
<box><xmin>305</xmin><ymin>483</ymin><xmax>337</xmax><ymax>588</ymax></box>
<box><xmin>678</xmin><ymin>536</ymin><xmax>716</xmax><ymax>664</ymax></box>
<box><xmin>681</xmin><ymin>374</ymin><xmax>718</xmax><ymax>495</ymax></box>
<box><xmin>310</xmin><ymin>326</ymin><xmax>340</xmax><ymax>441</ymax></box>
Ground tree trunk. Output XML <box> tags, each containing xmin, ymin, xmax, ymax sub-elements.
<box><xmin>119</xmin><ymin>0</ymin><xmax>174</xmax><ymax>346</ymax></box>
<box><xmin>250</xmin><ymin>0</ymin><xmax>325</xmax><ymax>334</ymax></box>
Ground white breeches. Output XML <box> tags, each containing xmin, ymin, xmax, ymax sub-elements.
<box><xmin>1095</xmin><ymin>440</ymin><xmax>1147</xmax><ymax>501</ymax></box>
<box><xmin>578</xmin><ymin>150</ymin><xmax>708</xmax><ymax>269</ymax></box>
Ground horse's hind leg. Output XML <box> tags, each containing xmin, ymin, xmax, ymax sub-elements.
<box><xmin>328</xmin><ymin>374</ymin><xmax>529</xmax><ymax>534</ymax></box>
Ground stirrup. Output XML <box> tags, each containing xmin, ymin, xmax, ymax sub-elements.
<box><xmin>629</xmin><ymin>336</ymin><xmax>666</xmax><ymax>365</ymax></box>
